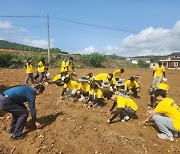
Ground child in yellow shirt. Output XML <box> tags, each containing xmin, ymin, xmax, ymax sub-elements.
<box><xmin>144</xmin><ymin>89</ymin><xmax>180</xmax><ymax>142</ymax></box>
<box><xmin>107</xmin><ymin>90</ymin><xmax>138</xmax><ymax>123</ymax></box>
<box><xmin>85</xmin><ymin>84</ymin><xmax>105</xmax><ymax>108</ymax></box>
<box><xmin>25</xmin><ymin>58</ymin><xmax>34</xmax><ymax>85</ymax></box>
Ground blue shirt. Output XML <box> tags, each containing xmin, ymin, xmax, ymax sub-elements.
<box><xmin>3</xmin><ymin>85</ymin><xmax>37</xmax><ymax>122</ymax></box>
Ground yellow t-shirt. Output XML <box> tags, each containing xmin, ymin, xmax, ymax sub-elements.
<box><xmin>53</xmin><ymin>74</ymin><xmax>62</xmax><ymax>82</ymax></box>
<box><xmin>37</xmin><ymin>61</ymin><xmax>45</xmax><ymax>73</ymax></box>
<box><xmin>25</xmin><ymin>62</ymin><xmax>33</xmax><ymax>73</ymax></box>
<box><xmin>66</xmin><ymin>61</ymin><xmax>73</xmax><ymax>72</ymax></box>
<box><xmin>154</xmin><ymin>97</ymin><xmax>180</xmax><ymax>131</ymax></box>
<box><xmin>61</xmin><ymin>60</ymin><xmax>67</xmax><ymax>72</ymax></box>
<box><xmin>89</xmin><ymin>89</ymin><xmax>104</xmax><ymax>99</ymax></box>
<box><xmin>108</xmin><ymin>78</ymin><xmax>116</xmax><ymax>85</ymax></box>
<box><xmin>124</xmin><ymin>80</ymin><xmax>139</xmax><ymax>91</ymax></box>
<box><xmin>153</xmin><ymin>65</ymin><xmax>165</xmax><ymax>77</ymax></box>
<box><xmin>77</xmin><ymin>82</ymin><xmax>90</xmax><ymax>92</ymax></box>
<box><xmin>64</xmin><ymin>80</ymin><xmax>79</xmax><ymax>90</ymax></box>
<box><xmin>117</xmin><ymin>96</ymin><xmax>138</xmax><ymax>111</ymax></box>
<box><xmin>95</xmin><ymin>73</ymin><xmax>108</xmax><ymax>81</ymax></box>
<box><xmin>113</xmin><ymin>69</ymin><xmax>121</xmax><ymax>78</ymax></box>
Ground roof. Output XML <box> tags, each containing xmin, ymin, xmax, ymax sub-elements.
<box><xmin>169</xmin><ymin>52</ymin><xmax>180</xmax><ymax>56</ymax></box>
<box><xmin>130</xmin><ymin>57</ymin><xmax>150</xmax><ymax>61</ymax></box>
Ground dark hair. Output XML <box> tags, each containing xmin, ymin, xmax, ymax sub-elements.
<box><xmin>154</xmin><ymin>89</ymin><xmax>166</xmax><ymax>98</ymax></box>
<box><xmin>108</xmin><ymin>73</ymin><xmax>113</xmax><ymax>78</ymax></box>
<box><xmin>130</xmin><ymin>77</ymin><xmax>135</xmax><ymax>81</ymax></box>
<box><xmin>120</xmin><ymin>68</ymin><xmax>124</xmax><ymax>73</ymax></box>
<box><xmin>27</xmin><ymin>58</ymin><xmax>32</xmax><ymax>63</ymax></box>
<box><xmin>34</xmin><ymin>84</ymin><xmax>45</xmax><ymax>93</ymax></box>
<box><xmin>69</xmin><ymin>57</ymin><xmax>73</xmax><ymax>60</ymax></box>
<box><xmin>64</xmin><ymin>77</ymin><xmax>71</xmax><ymax>84</ymax></box>
<box><xmin>93</xmin><ymin>84</ymin><xmax>99</xmax><ymax>89</ymax></box>
<box><xmin>158</xmin><ymin>61</ymin><xmax>162</xmax><ymax>65</ymax></box>
<box><xmin>87</xmin><ymin>72</ymin><xmax>93</xmax><ymax>78</ymax></box>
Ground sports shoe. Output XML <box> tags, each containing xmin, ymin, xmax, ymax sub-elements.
<box><xmin>79</xmin><ymin>96</ymin><xmax>85</xmax><ymax>101</ymax></box>
<box><xmin>157</xmin><ymin>133</ymin><xmax>174</xmax><ymax>142</ymax></box>
<box><xmin>10</xmin><ymin>134</ymin><xmax>26</xmax><ymax>141</ymax></box>
<box><xmin>97</xmin><ymin>105</ymin><xmax>102</xmax><ymax>108</ymax></box>
<box><xmin>120</xmin><ymin>116</ymin><xmax>130</xmax><ymax>122</ymax></box>
<box><xmin>7</xmin><ymin>127</ymin><xmax>14</xmax><ymax>134</ymax></box>
<box><xmin>173</xmin><ymin>132</ymin><xmax>179</xmax><ymax>138</ymax></box>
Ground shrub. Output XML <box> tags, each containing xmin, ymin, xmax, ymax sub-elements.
<box><xmin>80</xmin><ymin>52</ymin><xmax>106</xmax><ymax>67</ymax></box>
<box><xmin>137</xmin><ymin>60</ymin><xmax>150</xmax><ymax>68</ymax></box>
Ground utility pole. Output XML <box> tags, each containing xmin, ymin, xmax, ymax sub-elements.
<box><xmin>47</xmin><ymin>14</ymin><xmax>51</xmax><ymax>62</ymax></box>
<box><xmin>8</xmin><ymin>29</ymin><xmax>11</xmax><ymax>42</ymax></box>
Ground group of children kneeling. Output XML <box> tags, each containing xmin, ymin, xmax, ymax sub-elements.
<box><xmin>55</xmin><ymin>69</ymin><xmax>180</xmax><ymax>142</ymax></box>
<box><xmin>55</xmin><ymin>69</ymin><xmax>140</xmax><ymax>124</ymax></box>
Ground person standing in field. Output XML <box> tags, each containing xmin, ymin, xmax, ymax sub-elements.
<box><xmin>34</xmin><ymin>58</ymin><xmax>47</xmax><ymax>84</ymax></box>
<box><xmin>152</xmin><ymin>61</ymin><xmax>166</xmax><ymax>86</ymax></box>
<box><xmin>66</xmin><ymin>57</ymin><xmax>75</xmax><ymax>72</ymax></box>
<box><xmin>25</xmin><ymin>58</ymin><xmax>34</xmax><ymax>85</ymax></box>
<box><xmin>60</xmin><ymin>59</ymin><xmax>67</xmax><ymax>73</ymax></box>
<box><xmin>113</xmin><ymin>68</ymin><xmax>124</xmax><ymax>81</ymax></box>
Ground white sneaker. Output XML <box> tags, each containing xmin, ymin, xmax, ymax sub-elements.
<box><xmin>79</xmin><ymin>96</ymin><xmax>85</xmax><ymax>101</ymax></box>
<box><xmin>173</xmin><ymin>132</ymin><xmax>179</xmax><ymax>138</ymax></box>
<box><xmin>97</xmin><ymin>105</ymin><xmax>102</xmax><ymax>108</ymax></box>
<box><xmin>120</xmin><ymin>116</ymin><xmax>130</xmax><ymax>122</ymax></box>
<box><xmin>45</xmin><ymin>82</ymin><xmax>49</xmax><ymax>85</ymax></box>
<box><xmin>157</xmin><ymin>133</ymin><xmax>174</xmax><ymax>142</ymax></box>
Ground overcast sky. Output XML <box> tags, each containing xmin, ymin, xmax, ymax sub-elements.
<box><xmin>0</xmin><ymin>0</ymin><xmax>180</xmax><ymax>57</ymax></box>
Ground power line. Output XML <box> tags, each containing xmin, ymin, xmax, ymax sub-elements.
<box><xmin>1</xmin><ymin>15</ymin><xmax>180</xmax><ymax>40</ymax></box>
<box><xmin>50</xmin><ymin>16</ymin><xmax>139</xmax><ymax>33</ymax></box>
<box><xmin>0</xmin><ymin>15</ymin><xmax>139</xmax><ymax>33</ymax></box>
<box><xmin>0</xmin><ymin>15</ymin><xmax>46</xmax><ymax>18</ymax></box>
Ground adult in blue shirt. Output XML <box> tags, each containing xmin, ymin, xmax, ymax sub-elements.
<box><xmin>0</xmin><ymin>84</ymin><xmax>45</xmax><ymax>140</ymax></box>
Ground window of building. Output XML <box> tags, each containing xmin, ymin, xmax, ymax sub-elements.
<box><xmin>174</xmin><ymin>62</ymin><xmax>178</xmax><ymax>67</ymax></box>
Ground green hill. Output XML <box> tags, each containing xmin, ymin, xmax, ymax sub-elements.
<box><xmin>0</xmin><ymin>40</ymin><xmax>139</xmax><ymax>69</ymax></box>
<box><xmin>0</xmin><ymin>40</ymin><xmax>68</xmax><ymax>54</ymax></box>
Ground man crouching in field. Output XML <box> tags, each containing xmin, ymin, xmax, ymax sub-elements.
<box><xmin>107</xmin><ymin>90</ymin><xmax>138</xmax><ymax>123</ymax></box>
<box><xmin>0</xmin><ymin>84</ymin><xmax>45</xmax><ymax>141</ymax></box>
<box><xmin>144</xmin><ymin>89</ymin><xmax>180</xmax><ymax>142</ymax></box>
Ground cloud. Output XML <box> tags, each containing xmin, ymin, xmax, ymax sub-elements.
<box><xmin>16</xmin><ymin>27</ymin><xmax>27</xmax><ymax>32</ymax></box>
<box><xmin>22</xmin><ymin>38</ymin><xmax>54</xmax><ymax>48</ymax></box>
<box><xmin>81</xmin><ymin>20</ymin><xmax>180</xmax><ymax>57</ymax></box>
<box><xmin>0</xmin><ymin>21</ymin><xmax>13</xmax><ymax>29</ymax></box>
<box><xmin>76</xmin><ymin>46</ymin><xmax>96</xmax><ymax>54</ymax></box>
<box><xmin>117</xmin><ymin>21</ymin><xmax>180</xmax><ymax>57</ymax></box>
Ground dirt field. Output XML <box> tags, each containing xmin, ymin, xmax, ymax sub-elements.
<box><xmin>0</xmin><ymin>68</ymin><xmax>180</xmax><ymax>154</ymax></box>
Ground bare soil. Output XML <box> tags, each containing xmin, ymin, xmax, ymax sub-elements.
<box><xmin>0</xmin><ymin>68</ymin><xmax>180</xmax><ymax>154</ymax></box>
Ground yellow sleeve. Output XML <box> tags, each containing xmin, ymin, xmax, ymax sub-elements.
<box><xmin>163</xmin><ymin>66</ymin><xmax>165</xmax><ymax>72</ymax></box>
<box><xmin>64</xmin><ymin>83</ymin><xmax>68</xmax><ymax>88</ymax></box>
<box><xmin>124</xmin><ymin>81</ymin><xmax>128</xmax><ymax>91</ymax></box>
<box><xmin>134</xmin><ymin>81</ymin><xmax>139</xmax><ymax>88</ymax></box>
<box><xmin>77</xmin><ymin>83</ymin><xmax>81</xmax><ymax>90</ymax></box>
<box><xmin>97</xmin><ymin>89</ymin><xmax>104</xmax><ymax>98</ymax></box>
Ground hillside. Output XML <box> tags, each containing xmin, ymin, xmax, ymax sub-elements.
<box><xmin>0</xmin><ymin>40</ymin><xmax>68</xmax><ymax>54</ymax></box>
<box><xmin>0</xmin><ymin>48</ymin><xmax>137</xmax><ymax>69</ymax></box>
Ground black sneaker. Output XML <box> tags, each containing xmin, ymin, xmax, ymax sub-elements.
<box><xmin>7</xmin><ymin>127</ymin><xmax>14</xmax><ymax>134</ymax></box>
<box><xmin>10</xmin><ymin>134</ymin><xmax>26</xmax><ymax>141</ymax></box>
